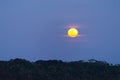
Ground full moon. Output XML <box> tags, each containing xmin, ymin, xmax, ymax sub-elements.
<box><xmin>68</xmin><ymin>28</ymin><xmax>78</xmax><ymax>38</ymax></box>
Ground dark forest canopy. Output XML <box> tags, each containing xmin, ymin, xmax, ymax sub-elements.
<box><xmin>0</xmin><ymin>58</ymin><xmax>120</xmax><ymax>80</ymax></box>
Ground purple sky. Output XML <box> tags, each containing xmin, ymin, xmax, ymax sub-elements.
<box><xmin>0</xmin><ymin>0</ymin><xmax>120</xmax><ymax>64</ymax></box>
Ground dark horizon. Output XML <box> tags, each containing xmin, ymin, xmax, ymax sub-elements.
<box><xmin>0</xmin><ymin>58</ymin><xmax>119</xmax><ymax>80</ymax></box>
<box><xmin>0</xmin><ymin>58</ymin><xmax>118</xmax><ymax>65</ymax></box>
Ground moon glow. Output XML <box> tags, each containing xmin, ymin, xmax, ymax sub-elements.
<box><xmin>68</xmin><ymin>28</ymin><xmax>78</xmax><ymax>38</ymax></box>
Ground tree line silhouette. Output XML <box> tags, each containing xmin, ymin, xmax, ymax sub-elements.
<box><xmin>0</xmin><ymin>58</ymin><xmax>120</xmax><ymax>80</ymax></box>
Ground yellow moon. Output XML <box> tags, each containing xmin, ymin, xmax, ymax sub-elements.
<box><xmin>68</xmin><ymin>28</ymin><xmax>78</xmax><ymax>38</ymax></box>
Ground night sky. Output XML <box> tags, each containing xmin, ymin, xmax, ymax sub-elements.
<box><xmin>0</xmin><ymin>0</ymin><xmax>120</xmax><ymax>64</ymax></box>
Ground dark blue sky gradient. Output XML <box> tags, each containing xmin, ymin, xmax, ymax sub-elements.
<box><xmin>0</xmin><ymin>0</ymin><xmax>120</xmax><ymax>64</ymax></box>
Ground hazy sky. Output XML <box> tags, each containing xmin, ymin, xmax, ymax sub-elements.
<box><xmin>0</xmin><ymin>0</ymin><xmax>120</xmax><ymax>64</ymax></box>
